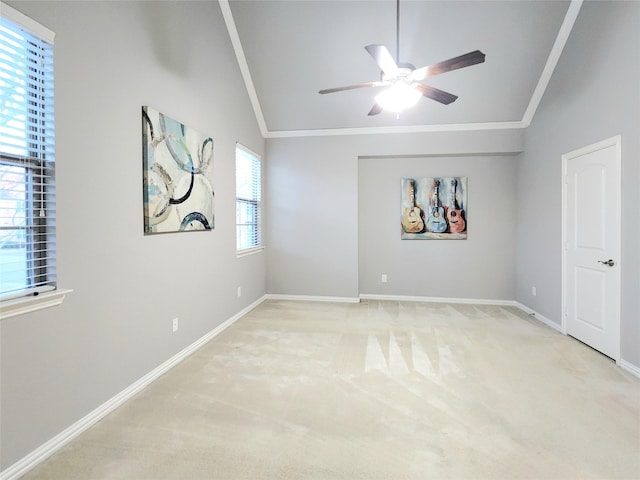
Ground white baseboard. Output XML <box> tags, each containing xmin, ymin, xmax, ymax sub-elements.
<box><xmin>0</xmin><ymin>295</ymin><xmax>267</xmax><ymax>480</ymax></box>
<box><xmin>266</xmin><ymin>294</ymin><xmax>360</xmax><ymax>304</ymax></box>
<box><xmin>513</xmin><ymin>303</ymin><xmax>640</xmax><ymax>379</ymax></box>
<box><xmin>361</xmin><ymin>296</ymin><xmax>640</xmax><ymax>377</ymax></box>
<box><xmin>359</xmin><ymin>293</ymin><xmax>515</xmax><ymax>306</ymax></box>
<box><xmin>511</xmin><ymin>301</ymin><xmax>563</xmax><ymax>333</ymax></box>
<box><xmin>358</xmin><ymin>295</ymin><xmax>566</xmax><ymax>335</ymax></box>
<box><xmin>618</xmin><ymin>358</ymin><xmax>640</xmax><ymax>379</ymax></box>
<box><xmin>359</xmin><ymin>296</ymin><xmax>565</xmax><ymax>335</ymax></box>
<box><xmin>3</xmin><ymin>292</ymin><xmax>636</xmax><ymax>479</ymax></box>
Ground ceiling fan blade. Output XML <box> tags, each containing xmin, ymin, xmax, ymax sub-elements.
<box><xmin>368</xmin><ymin>103</ymin><xmax>383</xmax><ymax>116</ymax></box>
<box><xmin>319</xmin><ymin>82</ymin><xmax>383</xmax><ymax>95</ymax></box>
<box><xmin>414</xmin><ymin>84</ymin><xmax>458</xmax><ymax>105</ymax></box>
<box><xmin>365</xmin><ymin>44</ymin><xmax>398</xmax><ymax>75</ymax></box>
<box><xmin>411</xmin><ymin>50</ymin><xmax>486</xmax><ymax>81</ymax></box>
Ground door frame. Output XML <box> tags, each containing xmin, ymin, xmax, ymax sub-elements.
<box><xmin>561</xmin><ymin>135</ymin><xmax>622</xmax><ymax>361</ymax></box>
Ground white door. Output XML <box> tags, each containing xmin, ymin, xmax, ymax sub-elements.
<box><xmin>563</xmin><ymin>136</ymin><xmax>621</xmax><ymax>360</ymax></box>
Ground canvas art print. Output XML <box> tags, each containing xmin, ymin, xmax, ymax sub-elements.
<box><xmin>142</xmin><ymin>106</ymin><xmax>214</xmax><ymax>233</ymax></box>
<box><xmin>401</xmin><ymin>177</ymin><xmax>467</xmax><ymax>239</ymax></box>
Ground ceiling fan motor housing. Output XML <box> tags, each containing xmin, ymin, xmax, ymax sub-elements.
<box><xmin>381</xmin><ymin>64</ymin><xmax>416</xmax><ymax>84</ymax></box>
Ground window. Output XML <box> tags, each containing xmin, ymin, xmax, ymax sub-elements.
<box><xmin>235</xmin><ymin>144</ymin><xmax>262</xmax><ymax>253</ymax></box>
<box><xmin>0</xmin><ymin>4</ymin><xmax>56</xmax><ymax>301</ymax></box>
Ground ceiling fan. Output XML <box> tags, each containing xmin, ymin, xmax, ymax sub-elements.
<box><xmin>318</xmin><ymin>0</ymin><xmax>486</xmax><ymax>116</ymax></box>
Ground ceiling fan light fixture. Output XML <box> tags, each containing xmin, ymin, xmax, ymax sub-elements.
<box><xmin>318</xmin><ymin>0</ymin><xmax>486</xmax><ymax>116</ymax></box>
<box><xmin>375</xmin><ymin>83</ymin><xmax>421</xmax><ymax>113</ymax></box>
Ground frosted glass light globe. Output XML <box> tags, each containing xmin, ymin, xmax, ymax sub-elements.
<box><xmin>375</xmin><ymin>83</ymin><xmax>421</xmax><ymax>113</ymax></box>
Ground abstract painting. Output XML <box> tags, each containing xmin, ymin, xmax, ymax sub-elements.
<box><xmin>401</xmin><ymin>176</ymin><xmax>467</xmax><ymax>240</ymax></box>
<box><xmin>142</xmin><ymin>106</ymin><xmax>214</xmax><ymax>234</ymax></box>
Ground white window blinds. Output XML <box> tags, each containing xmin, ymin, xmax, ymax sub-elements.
<box><xmin>0</xmin><ymin>5</ymin><xmax>56</xmax><ymax>300</ymax></box>
<box><xmin>235</xmin><ymin>144</ymin><xmax>262</xmax><ymax>252</ymax></box>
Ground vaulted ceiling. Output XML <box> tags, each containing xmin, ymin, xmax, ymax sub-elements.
<box><xmin>222</xmin><ymin>0</ymin><xmax>580</xmax><ymax>137</ymax></box>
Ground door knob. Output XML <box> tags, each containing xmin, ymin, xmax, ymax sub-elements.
<box><xmin>598</xmin><ymin>259</ymin><xmax>615</xmax><ymax>267</ymax></box>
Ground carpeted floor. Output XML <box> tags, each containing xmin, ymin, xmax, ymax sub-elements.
<box><xmin>21</xmin><ymin>300</ymin><xmax>640</xmax><ymax>479</ymax></box>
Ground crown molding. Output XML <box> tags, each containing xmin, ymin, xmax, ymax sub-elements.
<box><xmin>264</xmin><ymin>120</ymin><xmax>527</xmax><ymax>139</ymax></box>
<box><xmin>218</xmin><ymin>0</ymin><xmax>268</xmax><ymax>137</ymax></box>
<box><xmin>521</xmin><ymin>0</ymin><xmax>583</xmax><ymax>126</ymax></box>
<box><xmin>221</xmin><ymin>0</ymin><xmax>583</xmax><ymax>140</ymax></box>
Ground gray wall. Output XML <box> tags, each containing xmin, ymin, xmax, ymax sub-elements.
<box><xmin>266</xmin><ymin>130</ymin><xmax>523</xmax><ymax>299</ymax></box>
<box><xmin>1</xmin><ymin>1</ymin><xmax>265</xmax><ymax>469</ymax></box>
<box><xmin>516</xmin><ymin>1</ymin><xmax>640</xmax><ymax>366</ymax></box>
<box><xmin>359</xmin><ymin>155</ymin><xmax>517</xmax><ymax>300</ymax></box>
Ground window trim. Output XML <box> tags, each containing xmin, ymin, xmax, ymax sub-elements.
<box><xmin>236</xmin><ymin>245</ymin><xmax>264</xmax><ymax>258</ymax></box>
<box><xmin>1</xmin><ymin>2</ymin><xmax>68</xmax><ymax>318</ymax></box>
<box><xmin>0</xmin><ymin>1</ymin><xmax>55</xmax><ymax>43</ymax></box>
<box><xmin>0</xmin><ymin>288</ymin><xmax>73</xmax><ymax>321</ymax></box>
<box><xmin>235</xmin><ymin>143</ymin><xmax>263</xmax><ymax>255</ymax></box>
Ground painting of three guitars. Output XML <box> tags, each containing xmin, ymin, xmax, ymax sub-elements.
<box><xmin>401</xmin><ymin>177</ymin><xmax>467</xmax><ymax>240</ymax></box>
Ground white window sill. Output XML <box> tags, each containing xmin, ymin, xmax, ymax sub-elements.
<box><xmin>236</xmin><ymin>246</ymin><xmax>265</xmax><ymax>258</ymax></box>
<box><xmin>0</xmin><ymin>289</ymin><xmax>73</xmax><ymax>321</ymax></box>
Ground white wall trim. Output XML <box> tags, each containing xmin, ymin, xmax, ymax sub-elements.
<box><xmin>515</xmin><ymin>301</ymin><xmax>640</xmax><ymax>377</ymax></box>
<box><xmin>267</xmin><ymin>294</ymin><xmax>639</xmax><ymax>377</ymax></box>
<box><xmin>0</xmin><ymin>295</ymin><xmax>267</xmax><ymax>480</ymax></box>
<box><xmin>355</xmin><ymin>295</ymin><xmax>639</xmax><ymax>376</ymax></box>
<box><xmin>221</xmin><ymin>0</ymin><xmax>582</xmax><ymax>138</ymax></box>
<box><xmin>265</xmin><ymin>121</ymin><xmax>526</xmax><ymax>139</ymax></box>
<box><xmin>3</xmin><ymin>291</ymin><xmax>636</xmax><ymax>480</ymax></box>
<box><xmin>359</xmin><ymin>293</ymin><xmax>514</xmax><ymax>306</ymax></box>
<box><xmin>0</xmin><ymin>289</ymin><xmax>73</xmax><ymax>321</ymax></box>
<box><xmin>266</xmin><ymin>294</ymin><xmax>361</xmax><ymax>304</ymax></box>
<box><xmin>521</xmin><ymin>0</ymin><xmax>583</xmax><ymax>126</ymax></box>
<box><xmin>512</xmin><ymin>301</ymin><xmax>563</xmax><ymax>333</ymax></box>
<box><xmin>618</xmin><ymin>359</ymin><xmax>640</xmax><ymax>379</ymax></box>
<box><xmin>360</xmin><ymin>295</ymin><xmax>565</xmax><ymax>334</ymax></box>
<box><xmin>218</xmin><ymin>0</ymin><xmax>268</xmax><ymax>136</ymax></box>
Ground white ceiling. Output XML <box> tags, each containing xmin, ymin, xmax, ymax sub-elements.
<box><xmin>222</xmin><ymin>0</ymin><xmax>580</xmax><ymax>137</ymax></box>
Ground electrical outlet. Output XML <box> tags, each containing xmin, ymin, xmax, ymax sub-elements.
<box><xmin>381</xmin><ymin>274</ymin><xmax>388</xmax><ymax>283</ymax></box>
<box><xmin>531</xmin><ymin>286</ymin><xmax>537</xmax><ymax>297</ymax></box>
<box><xmin>172</xmin><ymin>317</ymin><xmax>179</xmax><ymax>332</ymax></box>
<box><xmin>237</xmin><ymin>287</ymin><xmax>242</xmax><ymax>297</ymax></box>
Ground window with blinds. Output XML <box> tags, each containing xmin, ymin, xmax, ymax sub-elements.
<box><xmin>0</xmin><ymin>5</ymin><xmax>56</xmax><ymax>300</ymax></box>
<box><xmin>235</xmin><ymin>144</ymin><xmax>262</xmax><ymax>252</ymax></box>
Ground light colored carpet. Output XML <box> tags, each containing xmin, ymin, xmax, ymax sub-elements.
<box><xmin>22</xmin><ymin>300</ymin><xmax>640</xmax><ymax>479</ymax></box>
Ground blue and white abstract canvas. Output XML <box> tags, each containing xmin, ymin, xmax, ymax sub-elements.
<box><xmin>142</xmin><ymin>106</ymin><xmax>214</xmax><ymax>234</ymax></box>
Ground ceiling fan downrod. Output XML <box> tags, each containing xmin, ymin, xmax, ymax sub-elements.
<box><xmin>396</xmin><ymin>0</ymin><xmax>400</xmax><ymax>64</ymax></box>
